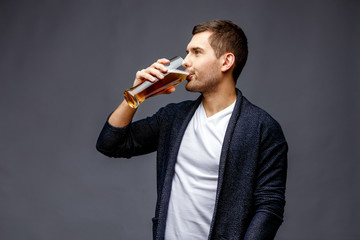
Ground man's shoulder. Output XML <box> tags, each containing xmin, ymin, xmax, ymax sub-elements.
<box><xmin>149</xmin><ymin>98</ymin><xmax>201</xmax><ymax>132</ymax></box>
<box><xmin>239</xmin><ymin>96</ymin><xmax>284</xmax><ymax>133</ymax></box>
<box><xmin>165</xmin><ymin>99</ymin><xmax>198</xmax><ymax>110</ymax></box>
<box><xmin>240</xmin><ymin>97</ymin><xmax>272</xmax><ymax>118</ymax></box>
<box><xmin>157</xmin><ymin>98</ymin><xmax>200</xmax><ymax>116</ymax></box>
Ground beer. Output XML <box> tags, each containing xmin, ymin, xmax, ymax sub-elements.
<box><xmin>124</xmin><ymin>69</ymin><xmax>189</xmax><ymax>108</ymax></box>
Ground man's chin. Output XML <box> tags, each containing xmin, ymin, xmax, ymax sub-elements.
<box><xmin>185</xmin><ymin>82</ymin><xmax>197</xmax><ymax>92</ymax></box>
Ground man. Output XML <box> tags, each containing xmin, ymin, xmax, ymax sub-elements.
<box><xmin>96</xmin><ymin>20</ymin><xmax>288</xmax><ymax>240</ymax></box>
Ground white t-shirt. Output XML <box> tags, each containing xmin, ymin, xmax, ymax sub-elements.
<box><xmin>165</xmin><ymin>100</ymin><xmax>236</xmax><ymax>239</ymax></box>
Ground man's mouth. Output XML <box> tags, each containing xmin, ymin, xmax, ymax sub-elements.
<box><xmin>185</xmin><ymin>70</ymin><xmax>193</xmax><ymax>80</ymax></box>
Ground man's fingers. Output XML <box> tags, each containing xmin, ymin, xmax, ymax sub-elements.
<box><xmin>157</xmin><ymin>58</ymin><xmax>170</xmax><ymax>65</ymax></box>
<box><xmin>135</xmin><ymin>70</ymin><xmax>156</xmax><ymax>83</ymax></box>
<box><xmin>133</xmin><ymin>58</ymin><xmax>170</xmax><ymax>86</ymax></box>
<box><xmin>151</xmin><ymin>62</ymin><xmax>169</xmax><ymax>73</ymax></box>
<box><xmin>163</xmin><ymin>87</ymin><xmax>176</xmax><ymax>94</ymax></box>
<box><xmin>136</xmin><ymin>67</ymin><xmax>163</xmax><ymax>81</ymax></box>
<box><xmin>147</xmin><ymin>67</ymin><xmax>164</xmax><ymax>80</ymax></box>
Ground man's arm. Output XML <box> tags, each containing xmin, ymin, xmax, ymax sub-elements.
<box><xmin>245</xmin><ymin>122</ymin><xmax>288</xmax><ymax>240</ymax></box>
<box><xmin>108</xmin><ymin>58</ymin><xmax>173</xmax><ymax>128</ymax></box>
<box><xmin>96</xmin><ymin>58</ymin><xmax>175</xmax><ymax>157</ymax></box>
<box><xmin>108</xmin><ymin>100</ymin><xmax>137</xmax><ymax>128</ymax></box>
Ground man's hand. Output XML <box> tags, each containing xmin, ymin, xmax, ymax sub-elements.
<box><xmin>133</xmin><ymin>58</ymin><xmax>175</xmax><ymax>94</ymax></box>
<box><xmin>109</xmin><ymin>58</ymin><xmax>178</xmax><ymax>128</ymax></box>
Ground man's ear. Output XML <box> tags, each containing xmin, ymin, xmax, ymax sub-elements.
<box><xmin>221</xmin><ymin>53</ymin><xmax>235</xmax><ymax>73</ymax></box>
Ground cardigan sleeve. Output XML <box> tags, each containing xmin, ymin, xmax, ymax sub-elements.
<box><xmin>244</xmin><ymin>119</ymin><xmax>288</xmax><ymax>240</ymax></box>
<box><xmin>96</xmin><ymin>100</ymin><xmax>196</xmax><ymax>159</ymax></box>
<box><xmin>96</xmin><ymin>111</ymin><xmax>162</xmax><ymax>158</ymax></box>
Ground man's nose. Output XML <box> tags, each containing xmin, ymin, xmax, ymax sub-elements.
<box><xmin>182</xmin><ymin>55</ymin><xmax>190</xmax><ymax>68</ymax></box>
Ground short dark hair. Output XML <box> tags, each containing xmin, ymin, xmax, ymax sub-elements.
<box><xmin>192</xmin><ymin>20</ymin><xmax>248</xmax><ymax>82</ymax></box>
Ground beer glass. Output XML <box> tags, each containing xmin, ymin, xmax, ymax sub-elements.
<box><xmin>123</xmin><ymin>56</ymin><xmax>189</xmax><ymax>108</ymax></box>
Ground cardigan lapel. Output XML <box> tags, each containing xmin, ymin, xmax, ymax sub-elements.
<box><xmin>157</xmin><ymin>89</ymin><xmax>244</xmax><ymax>239</ymax></box>
<box><xmin>208</xmin><ymin>88</ymin><xmax>244</xmax><ymax>238</ymax></box>
<box><xmin>156</xmin><ymin>96</ymin><xmax>202</xmax><ymax>239</ymax></box>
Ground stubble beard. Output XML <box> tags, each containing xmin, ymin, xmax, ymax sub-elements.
<box><xmin>185</xmin><ymin>71</ymin><xmax>220</xmax><ymax>94</ymax></box>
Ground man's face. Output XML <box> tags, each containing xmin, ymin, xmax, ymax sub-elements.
<box><xmin>183</xmin><ymin>31</ymin><xmax>222</xmax><ymax>93</ymax></box>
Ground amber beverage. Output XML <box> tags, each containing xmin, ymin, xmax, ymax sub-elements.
<box><xmin>123</xmin><ymin>56</ymin><xmax>188</xmax><ymax>108</ymax></box>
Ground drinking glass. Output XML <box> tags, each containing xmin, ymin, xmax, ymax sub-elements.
<box><xmin>123</xmin><ymin>56</ymin><xmax>189</xmax><ymax>108</ymax></box>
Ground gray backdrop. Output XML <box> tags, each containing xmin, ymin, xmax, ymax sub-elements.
<box><xmin>1</xmin><ymin>0</ymin><xmax>359</xmax><ymax>239</ymax></box>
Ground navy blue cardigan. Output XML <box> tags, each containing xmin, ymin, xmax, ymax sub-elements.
<box><xmin>96</xmin><ymin>89</ymin><xmax>288</xmax><ymax>240</ymax></box>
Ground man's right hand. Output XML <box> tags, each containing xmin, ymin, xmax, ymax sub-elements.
<box><xmin>108</xmin><ymin>58</ymin><xmax>177</xmax><ymax>128</ymax></box>
<box><xmin>133</xmin><ymin>58</ymin><xmax>176</xmax><ymax>94</ymax></box>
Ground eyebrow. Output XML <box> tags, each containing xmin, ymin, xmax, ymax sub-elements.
<box><xmin>186</xmin><ymin>47</ymin><xmax>204</xmax><ymax>54</ymax></box>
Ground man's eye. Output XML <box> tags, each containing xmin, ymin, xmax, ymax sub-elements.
<box><xmin>195</xmin><ymin>51</ymin><xmax>201</xmax><ymax>54</ymax></box>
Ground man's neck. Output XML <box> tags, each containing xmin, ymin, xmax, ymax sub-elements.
<box><xmin>201</xmin><ymin>83</ymin><xmax>237</xmax><ymax>118</ymax></box>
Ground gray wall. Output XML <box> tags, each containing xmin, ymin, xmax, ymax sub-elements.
<box><xmin>1</xmin><ymin>0</ymin><xmax>359</xmax><ymax>239</ymax></box>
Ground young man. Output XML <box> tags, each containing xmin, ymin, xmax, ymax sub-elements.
<box><xmin>96</xmin><ymin>20</ymin><xmax>288</xmax><ymax>240</ymax></box>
